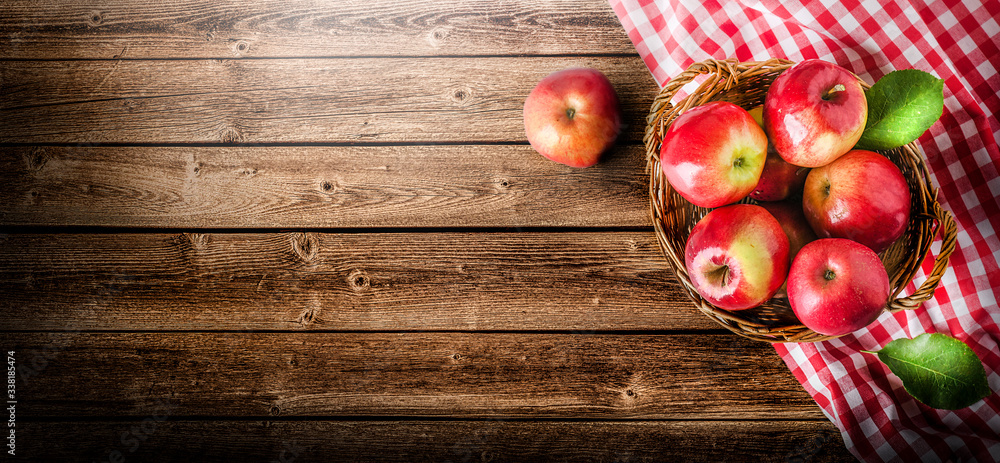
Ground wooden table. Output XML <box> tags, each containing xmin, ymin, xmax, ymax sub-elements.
<box><xmin>1</xmin><ymin>1</ymin><xmax>856</xmax><ymax>461</ymax></box>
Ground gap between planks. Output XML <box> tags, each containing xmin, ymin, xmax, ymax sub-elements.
<box><xmin>12</xmin><ymin>420</ymin><xmax>852</xmax><ymax>462</ymax></box>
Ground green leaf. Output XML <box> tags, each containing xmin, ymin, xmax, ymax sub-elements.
<box><xmin>856</xmin><ymin>69</ymin><xmax>944</xmax><ymax>150</ymax></box>
<box><xmin>864</xmin><ymin>333</ymin><xmax>991</xmax><ymax>410</ymax></box>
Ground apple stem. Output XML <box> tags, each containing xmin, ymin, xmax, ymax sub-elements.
<box><xmin>708</xmin><ymin>265</ymin><xmax>731</xmax><ymax>287</ymax></box>
<box><xmin>565</xmin><ymin>107</ymin><xmax>576</xmax><ymax>120</ymax></box>
<box><xmin>822</xmin><ymin>84</ymin><xmax>847</xmax><ymax>101</ymax></box>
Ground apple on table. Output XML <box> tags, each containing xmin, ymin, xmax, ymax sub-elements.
<box><xmin>523</xmin><ymin>68</ymin><xmax>622</xmax><ymax>168</ymax></box>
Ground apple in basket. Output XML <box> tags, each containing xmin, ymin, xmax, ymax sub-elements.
<box><xmin>523</xmin><ymin>68</ymin><xmax>622</xmax><ymax>168</ymax></box>
<box><xmin>802</xmin><ymin>149</ymin><xmax>911</xmax><ymax>254</ymax></box>
<box><xmin>763</xmin><ymin>59</ymin><xmax>868</xmax><ymax>168</ymax></box>
<box><xmin>684</xmin><ymin>204</ymin><xmax>790</xmax><ymax>311</ymax></box>
<box><xmin>659</xmin><ymin>102</ymin><xmax>769</xmax><ymax>208</ymax></box>
<box><xmin>787</xmin><ymin>238</ymin><xmax>890</xmax><ymax>336</ymax></box>
<box><xmin>759</xmin><ymin>200</ymin><xmax>818</xmax><ymax>262</ymax></box>
<box><xmin>750</xmin><ymin>147</ymin><xmax>810</xmax><ymax>201</ymax></box>
<box><xmin>759</xmin><ymin>200</ymin><xmax>818</xmax><ymax>298</ymax></box>
<box><xmin>747</xmin><ymin>106</ymin><xmax>810</xmax><ymax>202</ymax></box>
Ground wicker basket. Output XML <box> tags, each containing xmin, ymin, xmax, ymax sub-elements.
<box><xmin>644</xmin><ymin>58</ymin><xmax>958</xmax><ymax>343</ymax></box>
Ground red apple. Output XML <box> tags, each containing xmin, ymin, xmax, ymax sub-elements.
<box><xmin>802</xmin><ymin>149</ymin><xmax>911</xmax><ymax>254</ymax></box>
<box><xmin>763</xmin><ymin>59</ymin><xmax>868</xmax><ymax>168</ymax></box>
<box><xmin>660</xmin><ymin>102</ymin><xmax>769</xmax><ymax>208</ymax></box>
<box><xmin>787</xmin><ymin>238</ymin><xmax>890</xmax><ymax>336</ymax></box>
<box><xmin>759</xmin><ymin>200</ymin><xmax>818</xmax><ymax>260</ymax></box>
<box><xmin>684</xmin><ymin>204</ymin><xmax>790</xmax><ymax>311</ymax></box>
<box><xmin>759</xmin><ymin>200</ymin><xmax>819</xmax><ymax>298</ymax></box>
<box><xmin>523</xmin><ymin>68</ymin><xmax>622</xmax><ymax>168</ymax></box>
<box><xmin>750</xmin><ymin>146</ymin><xmax>810</xmax><ymax>201</ymax></box>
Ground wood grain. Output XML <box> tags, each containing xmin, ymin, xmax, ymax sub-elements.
<box><xmin>0</xmin><ymin>0</ymin><xmax>634</xmax><ymax>59</ymax></box>
<box><xmin>0</xmin><ymin>57</ymin><xmax>657</xmax><ymax>144</ymax></box>
<box><xmin>15</xmin><ymin>420</ymin><xmax>851</xmax><ymax>462</ymax></box>
<box><xmin>9</xmin><ymin>333</ymin><xmax>819</xmax><ymax>419</ymax></box>
<box><xmin>0</xmin><ymin>145</ymin><xmax>649</xmax><ymax>228</ymax></box>
<box><xmin>0</xmin><ymin>232</ymin><xmax>709</xmax><ymax>331</ymax></box>
<box><xmin>0</xmin><ymin>0</ymin><xmax>847</xmax><ymax>459</ymax></box>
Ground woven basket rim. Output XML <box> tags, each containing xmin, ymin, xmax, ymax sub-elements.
<box><xmin>645</xmin><ymin>58</ymin><xmax>958</xmax><ymax>343</ymax></box>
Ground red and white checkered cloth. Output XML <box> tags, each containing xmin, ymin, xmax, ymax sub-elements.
<box><xmin>609</xmin><ymin>0</ymin><xmax>1000</xmax><ymax>461</ymax></box>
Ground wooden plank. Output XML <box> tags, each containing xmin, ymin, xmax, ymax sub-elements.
<box><xmin>8</xmin><ymin>333</ymin><xmax>820</xmax><ymax>419</ymax></box>
<box><xmin>0</xmin><ymin>0</ymin><xmax>634</xmax><ymax>59</ymax></box>
<box><xmin>0</xmin><ymin>232</ymin><xmax>709</xmax><ymax>331</ymax></box>
<box><xmin>0</xmin><ymin>145</ymin><xmax>649</xmax><ymax>228</ymax></box>
<box><xmin>0</xmin><ymin>57</ymin><xmax>658</xmax><ymax>144</ymax></box>
<box><xmin>14</xmin><ymin>420</ymin><xmax>851</xmax><ymax>462</ymax></box>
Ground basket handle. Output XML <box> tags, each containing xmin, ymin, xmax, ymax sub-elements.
<box><xmin>888</xmin><ymin>198</ymin><xmax>958</xmax><ymax>311</ymax></box>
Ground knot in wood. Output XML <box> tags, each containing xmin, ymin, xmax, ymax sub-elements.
<box><xmin>235</xmin><ymin>40</ymin><xmax>251</xmax><ymax>55</ymax></box>
<box><xmin>220</xmin><ymin>127</ymin><xmax>244</xmax><ymax>144</ymax></box>
<box><xmin>25</xmin><ymin>148</ymin><xmax>48</xmax><ymax>172</ymax></box>
<box><xmin>297</xmin><ymin>307</ymin><xmax>318</xmax><ymax>326</ymax></box>
<box><xmin>320</xmin><ymin>180</ymin><xmax>337</xmax><ymax>193</ymax></box>
<box><xmin>450</xmin><ymin>87</ymin><xmax>473</xmax><ymax>105</ymax></box>
<box><xmin>291</xmin><ymin>233</ymin><xmax>318</xmax><ymax>262</ymax></box>
<box><xmin>183</xmin><ymin>233</ymin><xmax>210</xmax><ymax>248</ymax></box>
<box><xmin>88</xmin><ymin>11</ymin><xmax>104</xmax><ymax>26</ymax></box>
<box><xmin>427</xmin><ymin>27</ymin><xmax>449</xmax><ymax>47</ymax></box>
<box><xmin>347</xmin><ymin>269</ymin><xmax>370</xmax><ymax>291</ymax></box>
